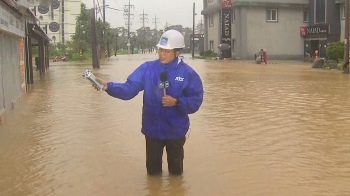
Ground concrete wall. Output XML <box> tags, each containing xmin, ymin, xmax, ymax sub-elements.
<box><xmin>338</xmin><ymin>2</ymin><xmax>350</xmax><ymax>42</ymax></box>
<box><xmin>207</xmin><ymin>12</ymin><xmax>221</xmax><ymax>54</ymax></box>
<box><xmin>238</xmin><ymin>7</ymin><xmax>305</xmax><ymax>59</ymax></box>
<box><xmin>326</xmin><ymin>0</ymin><xmax>341</xmax><ymax>43</ymax></box>
<box><xmin>234</xmin><ymin>6</ymin><xmax>247</xmax><ymax>59</ymax></box>
<box><xmin>340</xmin><ymin>3</ymin><xmax>345</xmax><ymax>41</ymax></box>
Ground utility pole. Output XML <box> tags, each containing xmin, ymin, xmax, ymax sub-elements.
<box><xmin>192</xmin><ymin>2</ymin><xmax>196</xmax><ymax>59</ymax></box>
<box><xmin>115</xmin><ymin>32</ymin><xmax>118</xmax><ymax>56</ymax></box>
<box><xmin>139</xmin><ymin>9</ymin><xmax>148</xmax><ymax>29</ymax></box>
<box><xmin>61</xmin><ymin>0</ymin><xmax>65</xmax><ymax>54</ymax></box>
<box><xmin>78</xmin><ymin>21</ymin><xmax>82</xmax><ymax>61</ymax></box>
<box><xmin>344</xmin><ymin>0</ymin><xmax>349</xmax><ymax>74</ymax></box>
<box><xmin>91</xmin><ymin>0</ymin><xmax>100</xmax><ymax>68</ymax></box>
<box><xmin>124</xmin><ymin>0</ymin><xmax>135</xmax><ymax>55</ymax></box>
<box><xmin>139</xmin><ymin>9</ymin><xmax>148</xmax><ymax>53</ymax></box>
<box><xmin>153</xmin><ymin>14</ymin><xmax>159</xmax><ymax>30</ymax></box>
<box><xmin>103</xmin><ymin>0</ymin><xmax>109</xmax><ymax>58</ymax></box>
<box><xmin>153</xmin><ymin>15</ymin><xmax>160</xmax><ymax>48</ymax></box>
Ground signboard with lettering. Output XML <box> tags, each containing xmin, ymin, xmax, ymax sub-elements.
<box><xmin>221</xmin><ymin>0</ymin><xmax>232</xmax><ymax>9</ymax></box>
<box><xmin>193</xmin><ymin>34</ymin><xmax>204</xmax><ymax>38</ymax></box>
<box><xmin>221</xmin><ymin>9</ymin><xmax>231</xmax><ymax>48</ymax></box>
<box><xmin>0</xmin><ymin>5</ymin><xmax>25</xmax><ymax>37</ymax></box>
<box><xmin>300</xmin><ymin>25</ymin><xmax>328</xmax><ymax>36</ymax></box>
<box><xmin>18</xmin><ymin>39</ymin><xmax>25</xmax><ymax>91</ymax></box>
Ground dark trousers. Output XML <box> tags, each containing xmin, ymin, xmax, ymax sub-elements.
<box><xmin>145</xmin><ymin>136</ymin><xmax>186</xmax><ymax>175</ymax></box>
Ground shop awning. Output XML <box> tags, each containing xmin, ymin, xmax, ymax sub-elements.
<box><xmin>201</xmin><ymin>4</ymin><xmax>221</xmax><ymax>15</ymax></box>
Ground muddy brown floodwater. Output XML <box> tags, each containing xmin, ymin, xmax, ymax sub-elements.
<box><xmin>1</xmin><ymin>54</ymin><xmax>350</xmax><ymax>196</ymax></box>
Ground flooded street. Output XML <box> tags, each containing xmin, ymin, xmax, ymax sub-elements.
<box><xmin>1</xmin><ymin>54</ymin><xmax>350</xmax><ymax>196</ymax></box>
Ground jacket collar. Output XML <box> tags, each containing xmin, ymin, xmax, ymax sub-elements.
<box><xmin>159</xmin><ymin>57</ymin><xmax>182</xmax><ymax>70</ymax></box>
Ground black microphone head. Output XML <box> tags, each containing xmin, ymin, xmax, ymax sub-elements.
<box><xmin>160</xmin><ymin>72</ymin><xmax>167</xmax><ymax>82</ymax></box>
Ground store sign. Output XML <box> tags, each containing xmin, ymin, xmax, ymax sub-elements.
<box><xmin>221</xmin><ymin>0</ymin><xmax>232</xmax><ymax>9</ymax></box>
<box><xmin>19</xmin><ymin>39</ymin><xmax>25</xmax><ymax>91</ymax></box>
<box><xmin>193</xmin><ymin>34</ymin><xmax>204</xmax><ymax>38</ymax></box>
<box><xmin>0</xmin><ymin>5</ymin><xmax>25</xmax><ymax>37</ymax></box>
<box><xmin>300</xmin><ymin>25</ymin><xmax>328</xmax><ymax>36</ymax></box>
<box><xmin>221</xmin><ymin>9</ymin><xmax>231</xmax><ymax>44</ymax></box>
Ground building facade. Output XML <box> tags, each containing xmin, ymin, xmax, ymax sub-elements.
<box><xmin>0</xmin><ymin>0</ymin><xmax>26</xmax><ymax>122</ymax></box>
<box><xmin>30</xmin><ymin>0</ymin><xmax>81</xmax><ymax>43</ymax></box>
<box><xmin>300</xmin><ymin>0</ymin><xmax>341</xmax><ymax>59</ymax></box>
<box><xmin>337</xmin><ymin>0</ymin><xmax>350</xmax><ymax>43</ymax></box>
<box><xmin>202</xmin><ymin>0</ymin><xmax>309</xmax><ymax>60</ymax></box>
<box><xmin>1</xmin><ymin>0</ymin><xmax>50</xmax><ymax>123</ymax></box>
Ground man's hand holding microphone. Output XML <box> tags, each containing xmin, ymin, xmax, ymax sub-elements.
<box><xmin>160</xmin><ymin>71</ymin><xmax>178</xmax><ymax>107</ymax></box>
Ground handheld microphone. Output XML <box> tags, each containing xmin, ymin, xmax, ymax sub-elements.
<box><xmin>160</xmin><ymin>72</ymin><xmax>168</xmax><ymax>96</ymax></box>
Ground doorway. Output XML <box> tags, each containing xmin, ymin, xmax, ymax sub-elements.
<box><xmin>310</xmin><ymin>40</ymin><xmax>320</xmax><ymax>58</ymax></box>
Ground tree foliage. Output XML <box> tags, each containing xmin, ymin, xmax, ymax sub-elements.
<box><xmin>326</xmin><ymin>42</ymin><xmax>344</xmax><ymax>61</ymax></box>
<box><xmin>57</xmin><ymin>3</ymin><xmax>195</xmax><ymax>58</ymax></box>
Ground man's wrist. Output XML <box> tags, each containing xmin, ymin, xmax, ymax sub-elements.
<box><xmin>175</xmin><ymin>99</ymin><xmax>180</xmax><ymax>106</ymax></box>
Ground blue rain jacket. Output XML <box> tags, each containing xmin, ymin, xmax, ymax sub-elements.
<box><xmin>106</xmin><ymin>57</ymin><xmax>204</xmax><ymax>140</ymax></box>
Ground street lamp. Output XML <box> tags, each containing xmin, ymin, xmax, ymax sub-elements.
<box><xmin>344</xmin><ymin>0</ymin><xmax>349</xmax><ymax>74</ymax></box>
<box><xmin>192</xmin><ymin>2</ymin><xmax>196</xmax><ymax>59</ymax></box>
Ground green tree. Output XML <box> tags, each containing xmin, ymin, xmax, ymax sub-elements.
<box><xmin>71</xmin><ymin>3</ymin><xmax>92</xmax><ymax>47</ymax></box>
<box><xmin>66</xmin><ymin>3</ymin><xmax>116</xmax><ymax>59</ymax></box>
<box><xmin>326</xmin><ymin>42</ymin><xmax>344</xmax><ymax>62</ymax></box>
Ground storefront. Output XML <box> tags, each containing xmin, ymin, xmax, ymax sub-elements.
<box><xmin>0</xmin><ymin>0</ymin><xmax>25</xmax><ymax>122</ymax></box>
<box><xmin>190</xmin><ymin>33</ymin><xmax>204</xmax><ymax>52</ymax></box>
<box><xmin>300</xmin><ymin>24</ymin><xmax>329</xmax><ymax>59</ymax></box>
<box><xmin>0</xmin><ymin>0</ymin><xmax>50</xmax><ymax>123</ymax></box>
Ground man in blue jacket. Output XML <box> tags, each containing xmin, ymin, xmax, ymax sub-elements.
<box><xmin>94</xmin><ymin>29</ymin><xmax>204</xmax><ymax>175</ymax></box>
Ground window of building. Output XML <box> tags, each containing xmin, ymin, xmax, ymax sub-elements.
<box><xmin>232</xmin><ymin>10</ymin><xmax>235</xmax><ymax>23</ymax></box>
<box><xmin>232</xmin><ymin>39</ymin><xmax>236</xmax><ymax>51</ymax></box>
<box><xmin>209</xmin><ymin>40</ymin><xmax>214</xmax><ymax>51</ymax></box>
<box><xmin>266</xmin><ymin>9</ymin><xmax>278</xmax><ymax>22</ymax></box>
<box><xmin>315</xmin><ymin>0</ymin><xmax>326</xmax><ymax>23</ymax></box>
<box><xmin>209</xmin><ymin>14</ymin><xmax>214</xmax><ymax>27</ymax></box>
<box><xmin>343</xmin><ymin>5</ymin><xmax>346</xmax><ymax>19</ymax></box>
<box><xmin>303</xmin><ymin>10</ymin><xmax>309</xmax><ymax>22</ymax></box>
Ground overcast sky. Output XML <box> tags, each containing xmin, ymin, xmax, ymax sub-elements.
<box><xmin>82</xmin><ymin>0</ymin><xmax>203</xmax><ymax>31</ymax></box>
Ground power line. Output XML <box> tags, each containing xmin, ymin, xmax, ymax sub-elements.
<box><xmin>123</xmin><ymin>0</ymin><xmax>135</xmax><ymax>55</ymax></box>
<box><xmin>139</xmin><ymin>9</ymin><xmax>148</xmax><ymax>50</ymax></box>
<box><xmin>152</xmin><ymin>14</ymin><xmax>159</xmax><ymax>30</ymax></box>
<box><xmin>96</xmin><ymin>0</ymin><xmax>103</xmax><ymax>19</ymax></box>
<box><xmin>139</xmin><ymin>9</ymin><xmax>148</xmax><ymax>29</ymax></box>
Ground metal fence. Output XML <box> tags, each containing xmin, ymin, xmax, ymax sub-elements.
<box><xmin>0</xmin><ymin>33</ymin><xmax>22</xmax><ymax>113</ymax></box>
